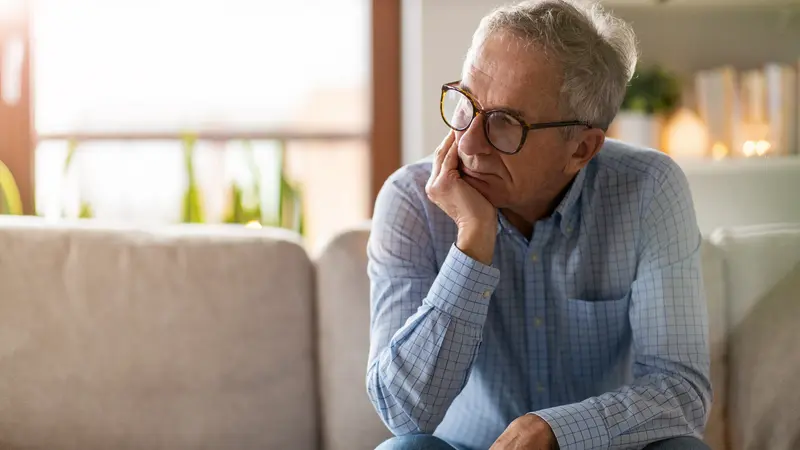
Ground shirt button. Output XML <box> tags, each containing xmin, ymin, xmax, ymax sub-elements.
<box><xmin>566</xmin><ymin>226</ymin><xmax>573</xmax><ymax>234</ymax></box>
<box><xmin>482</xmin><ymin>290</ymin><xmax>492</xmax><ymax>299</ymax></box>
<box><xmin>536</xmin><ymin>383</ymin><xmax>545</xmax><ymax>393</ymax></box>
<box><xmin>530</xmin><ymin>254</ymin><xmax>538</xmax><ymax>262</ymax></box>
<box><xmin>534</xmin><ymin>317</ymin><xmax>543</xmax><ymax>328</ymax></box>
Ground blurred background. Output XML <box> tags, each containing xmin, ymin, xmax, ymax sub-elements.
<box><xmin>0</xmin><ymin>0</ymin><xmax>799</xmax><ymax>248</ymax></box>
<box><xmin>0</xmin><ymin>2</ymin><xmax>799</xmax><ymax>449</ymax></box>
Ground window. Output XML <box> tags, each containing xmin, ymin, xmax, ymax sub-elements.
<box><xmin>31</xmin><ymin>0</ymin><xmax>371</xmax><ymax>252</ymax></box>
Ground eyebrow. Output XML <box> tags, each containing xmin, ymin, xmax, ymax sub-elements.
<box><xmin>459</xmin><ymin>82</ymin><xmax>530</xmax><ymax>123</ymax></box>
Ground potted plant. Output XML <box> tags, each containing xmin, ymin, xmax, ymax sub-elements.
<box><xmin>610</xmin><ymin>65</ymin><xmax>682</xmax><ymax>150</ymax></box>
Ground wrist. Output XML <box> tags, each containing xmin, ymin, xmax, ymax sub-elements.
<box><xmin>456</xmin><ymin>223</ymin><xmax>496</xmax><ymax>266</ymax></box>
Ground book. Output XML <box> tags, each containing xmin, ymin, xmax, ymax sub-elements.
<box><xmin>695</xmin><ymin>66</ymin><xmax>739</xmax><ymax>157</ymax></box>
<box><xmin>764</xmin><ymin>63</ymin><xmax>797</xmax><ymax>156</ymax></box>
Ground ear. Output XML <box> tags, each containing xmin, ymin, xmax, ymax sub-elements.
<box><xmin>566</xmin><ymin>127</ymin><xmax>605</xmax><ymax>173</ymax></box>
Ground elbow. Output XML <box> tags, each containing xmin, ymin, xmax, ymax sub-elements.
<box><xmin>680</xmin><ymin>366</ymin><xmax>713</xmax><ymax>432</ymax></box>
<box><xmin>695</xmin><ymin>371</ymin><xmax>713</xmax><ymax>429</ymax></box>
<box><xmin>366</xmin><ymin>364</ymin><xmax>442</xmax><ymax>436</ymax></box>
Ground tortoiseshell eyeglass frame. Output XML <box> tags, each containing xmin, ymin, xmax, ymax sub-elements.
<box><xmin>440</xmin><ymin>80</ymin><xmax>592</xmax><ymax>155</ymax></box>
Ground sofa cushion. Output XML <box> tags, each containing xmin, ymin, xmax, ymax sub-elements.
<box><xmin>315</xmin><ymin>224</ymin><xmax>391</xmax><ymax>450</ymax></box>
<box><xmin>0</xmin><ymin>217</ymin><xmax>318</xmax><ymax>450</ymax></box>
<box><xmin>710</xmin><ymin>223</ymin><xmax>800</xmax><ymax>450</ymax></box>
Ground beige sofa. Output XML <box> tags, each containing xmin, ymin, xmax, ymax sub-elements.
<box><xmin>0</xmin><ymin>216</ymin><xmax>798</xmax><ymax>450</ymax></box>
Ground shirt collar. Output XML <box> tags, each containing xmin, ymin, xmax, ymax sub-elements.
<box><xmin>494</xmin><ymin>167</ymin><xmax>586</xmax><ymax>239</ymax></box>
<box><xmin>553</xmin><ymin>168</ymin><xmax>587</xmax><ymax>237</ymax></box>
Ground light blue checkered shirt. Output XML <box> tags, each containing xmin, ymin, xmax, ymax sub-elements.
<box><xmin>366</xmin><ymin>139</ymin><xmax>711</xmax><ymax>450</ymax></box>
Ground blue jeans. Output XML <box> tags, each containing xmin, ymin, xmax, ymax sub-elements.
<box><xmin>375</xmin><ymin>434</ymin><xmax>711</xmax><ymax>450</ymax></box>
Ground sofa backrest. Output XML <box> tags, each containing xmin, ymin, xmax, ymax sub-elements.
<box><xmin>315</xmin><ymin>224</ymin><xmax>392</xmax><ymax>450</ymax></box>
<box><xmin>310</xmin><ymin>226</ymin><xmax>760</xmax><ymax>450</ymax></box>
<box><xmin>710</xmin><ymin>223</ymin><xmax>800</xmax><ymax>450</ymax></box>
<box><xmin>0</xmin><ymin>217</ymin><xmax>319</xmax><ymax>450</ymax></box>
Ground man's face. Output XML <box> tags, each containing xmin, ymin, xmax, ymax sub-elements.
<box><xmin>456</xmin><ymin>32</ymin><xmax>583</xmax><ymax>211</ymax></box>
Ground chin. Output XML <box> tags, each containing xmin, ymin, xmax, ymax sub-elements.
<box><xmin>465</xmin><ymin>176</ymin><xmax>510</xmax><ymax>208</ymax></box>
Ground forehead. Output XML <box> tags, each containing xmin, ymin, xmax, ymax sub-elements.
<box><xmin>461</xmin><ymin>32</ymin><xmax>562</xmax><ymax>120</ymax></box>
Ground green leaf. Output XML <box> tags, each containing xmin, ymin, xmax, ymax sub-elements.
<box><xmin>0</xmin><ymin>159</ymin><xmax>23</xmax><ymax>215</ymax></box>
<box><xmin>181</xmin><ymin>132</ymin><xmax>204</xmax><ymax>223</ymax></box>
<box><xmin>622</xmin><ymin>65</ymin><xmax>682</xmax><ymax>115</ymax></box>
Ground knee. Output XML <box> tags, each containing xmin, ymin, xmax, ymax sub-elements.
<box><xmin>375</xmin><ymin>434</ymin><xmax>454</xmax><ymax>450</ymax></box>
<box><xmin>645</xmin><ymin>436</ymin><xmax>711</xmax><ymax>450</ymax></box>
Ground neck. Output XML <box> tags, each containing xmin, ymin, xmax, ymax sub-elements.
<box><xmin>501</xmin><ymin>175</ymin><xmax>576</xmax><ymax>240</ymax></box>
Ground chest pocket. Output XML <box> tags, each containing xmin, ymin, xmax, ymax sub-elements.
<box><xmin>556</xmin><ymin>294</ymin><xmax>631</xmax><ymax>393</ymax></box>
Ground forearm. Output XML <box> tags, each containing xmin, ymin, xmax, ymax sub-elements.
<box><xmin>535</xmin><ymin>358</ymin><xmax>711</xmax><ymax>449</ymax></box>
<box><xmin>367</xmin><ymin>244</ymin><xmax>500</xmax><ymax>434</ymax></box>
<box><xmin>367</xmin><ymin>307</ymin><xmax>484</xmax><ymax>434</ymax></box>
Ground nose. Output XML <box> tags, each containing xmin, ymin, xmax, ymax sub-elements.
<box><xmin>456</xmin><ymin>113</ymin><xmax>493</xmax><ymax>156</ymax></box>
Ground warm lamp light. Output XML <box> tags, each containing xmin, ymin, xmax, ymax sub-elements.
<box><xmin>711</xmin><ymin>142</ymin><xmax>729</xmax><ymax>161</ymax></box>
<box><xmin>663</xmin><ymin>108</ymin><xmax>709</xmax><ymax>159</ymax></box>
<box><xmin>742</xmin><ymin>140</ymin><xmax>771</xmax><ymax>157</ymax></box>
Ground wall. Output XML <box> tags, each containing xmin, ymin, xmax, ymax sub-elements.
<box><xmin>401</xmin><ymin>1</ymin><xmax>800</xmax><ymax>163</ymax></box>
<box><xmin>401</xmin><ymin>0</ymin><xmax>507</xmax><ymax>165</ymax></box>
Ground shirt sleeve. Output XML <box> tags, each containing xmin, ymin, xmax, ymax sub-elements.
<box><xmin>534</xmin><ymin>163</ymin><xmax>712</xmax><ymax>449</ymax></box>
<box><xmin>365</xmin><ymin>173</ymin><xmax>500</xmax><ymax>435</ymax></box>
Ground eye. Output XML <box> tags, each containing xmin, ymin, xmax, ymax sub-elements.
<box><xmin>500</xmin><ymin>114</ymin><xmax>518</xmax><ymax>125</ymax></box>
<box><xmin>492</xmin><ymin>112</ymin><xmax>520</xmax><ymax>127</ymax></box>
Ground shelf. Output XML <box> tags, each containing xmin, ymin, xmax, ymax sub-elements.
<box><xmin>674</xmin><ymin>155</ymin><xmax>800</xmax><ymax>174</ymax></box>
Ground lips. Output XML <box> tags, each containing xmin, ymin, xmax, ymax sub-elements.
<box><xmin>461</xmin><ymin>166</ymin><xmax>491</xmax><ymax>178</ymax></box>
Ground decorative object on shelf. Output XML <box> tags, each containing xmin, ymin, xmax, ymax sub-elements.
<box><xmin>0</xmin><ymin>159</ymin><xmax>22</xmax><ymax>215</ymax></box>
<box><xmin>699</xmin><ymin>63</ymin><xmax>797</xmax><ymax>159</ymax></box>
<box><xmin>738</xmin><ymin>69</ymin><xmax>770</xmax><ymax>157</ymax></box>
<box><xmin>663</xmin><ymin>107</ymin><xmax>709</xmax><ymax>159</ymax></box>
<box><xmin>610</xmin><ymin>65</ymin><xmax>682</xmax><ymax>150</ymax></box>
<box><xmin>741</xmin><ymin>140</ymin><xmax>772</xmax><ymax>158</ymax></box>
<box><xmin>763</xmin><ymin>63</ymin><xmax>796</xmax><ymax>156</ymax></box>
<box><xmin>695</xmin><ymin>66</ymin><xmax>738</xmax><ymax>157</ymax></box>
<box><xmin>710</xmin><ymin>142</ymin><xmax>730</xmax><ymax>161</ymax></box>
<box><xmin>181</xmin><ymin>133</ymin><xmax>205</xmax><ymax>223</ymax></box>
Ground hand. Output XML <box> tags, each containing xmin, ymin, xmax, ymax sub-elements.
<box><xmin>490</xmin><ymin>414</ymin><xmax>559</xmax><ymax>450</ymax></box>
<box><xmin>425</xmin><ymin>131</ymin><xmax>497</xmax><ymax>265</ymax></box>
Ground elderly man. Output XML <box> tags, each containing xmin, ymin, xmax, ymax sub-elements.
<box><xmin>366</xmin><ymin>1</ymin><xmax>711</xmax><ymax>449</ymax></box>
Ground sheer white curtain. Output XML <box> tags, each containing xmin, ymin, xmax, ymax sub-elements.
<box><xmin>32</xmin><ymin>0</ymin><xmax>370</xmax><ymax>250</ymax></box>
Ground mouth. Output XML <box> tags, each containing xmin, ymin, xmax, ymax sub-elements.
<box><xmin>460</xmin><ymin>166</ymin><xmax>493</xmax><ymax>179</ymax></box>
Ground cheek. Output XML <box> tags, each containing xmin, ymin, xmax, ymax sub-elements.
<box><xmin>502</xmin><ymin>148</ymin><xmax>565</xmax><ymax>190</ymax></box>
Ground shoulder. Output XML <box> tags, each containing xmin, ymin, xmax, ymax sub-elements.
<box><xmin>379</xmin><ymin>157</ymin><xmax>432</xmax><ymax>203</ymax></box>
<box><xmin>594</xmin><ymin>139</ymin><xmax>687</xmax><ymax>184</ymax></box>
<box><xmin>590</xmin><ymin>138</ymin><xmax>692</xmax><ymax>208</ymax></box>
<box><xmin>372</xmin><ymin>156</ymin><xmax>449</xmax><ymax>234</ymax></box>
<box><xmin>373</xmin><ymin>157</ymin><xmax>433</xmax><ymax>220</ymax></box>
<box><xmin>369</xmin><ymin>157</ymin><xmax>452</xmax><ymax>267</ymax></box>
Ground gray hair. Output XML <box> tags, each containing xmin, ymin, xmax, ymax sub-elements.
<box><xmin>465</xmin><ymin>0</ymin><xmax>638</xmax><ymax>133</ymax></box>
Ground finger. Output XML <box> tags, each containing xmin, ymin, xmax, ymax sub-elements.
<box><xmin>429</xmin><ymin>131</ymin><xmax>454</xmax><ymax>183</ymax></box>
<box><xmin>441</xmin><ymin>132</ymin><xmax>460</xmax><ymax>175</ymax></box>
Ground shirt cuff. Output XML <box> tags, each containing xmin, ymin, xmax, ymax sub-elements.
<box><xmin>425</xmin><ymin>244</ymin><xmax>500</xmax><ymax>325</ymax></box>
<box><xmin>532</xmin><ymin>402</ymin><xmax>610</xmax><ymax>450</ymax></box>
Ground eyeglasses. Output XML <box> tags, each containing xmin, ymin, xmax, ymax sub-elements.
<box><xmin>440</xmin><ymin>81</ymin><xmax>592</xmax><ymax>155</ymax></box>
